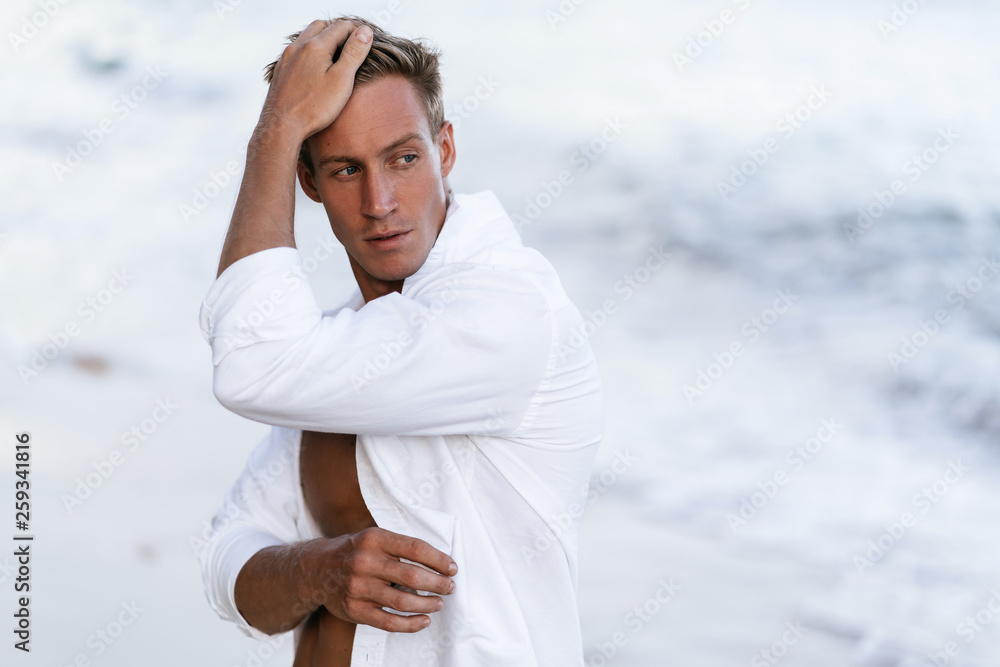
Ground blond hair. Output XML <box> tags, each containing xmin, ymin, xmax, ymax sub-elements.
<box><xmin>264</xmin><ymin>16</ymin><xmax>444</xmax><ymax>173</ymax></box>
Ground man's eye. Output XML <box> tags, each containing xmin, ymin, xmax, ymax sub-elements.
<box><xmin>397</xmin><ymin>154</ymin><xmax>418</xmax><ymax>165</ymax></box>
<box><xmin>336</xmin><ymin>166</ymin><xmax>360</xmax><ymax>176</ymax></box>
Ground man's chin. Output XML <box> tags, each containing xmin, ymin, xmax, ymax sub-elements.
<box><xmin>348</xmin><ymin>245</ymin><xmax>431</xmax><ymax>288</ymax></box>
<box><xmin>365</xmin><ymin>258</ymin><xmax>423</xmax><ymax>284</ymax></box>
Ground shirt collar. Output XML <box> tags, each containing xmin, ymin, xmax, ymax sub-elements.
<box><xmin>401</xmin><ymin>190</ymin><xmax>521</xmax><ymax>293</ymax></box>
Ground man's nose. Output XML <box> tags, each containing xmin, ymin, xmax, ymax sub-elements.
<box><xmin>361</xmin><ymin>171</ymin><xmax>398</xmax><ymax>219</ymax></box>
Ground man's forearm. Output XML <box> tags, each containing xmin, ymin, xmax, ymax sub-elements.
<box><xmin>217</xmin><ymin>119</ymin><xmax>303</xmax><ymax>278</ymax></box>
<box><xmin>234</xmin><ymin>538</ymin><xmax>330</xmax><ymax>635</ymax></box>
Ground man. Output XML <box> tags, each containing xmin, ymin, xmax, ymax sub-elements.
<box><xmin>198</xmin><ymin>16</ymin><xmax>604</xmax><ymax>666</ymax></box>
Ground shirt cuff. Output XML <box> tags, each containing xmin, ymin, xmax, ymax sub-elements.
<box><xmin>199</xmin><ymin>247</ymin><xmax>322</xmax><ymax>366</ymax></box>
<box><xmin>201</xmin><ymin>526</ymin><xmax>288</xmax><ymax>641</ymax></box>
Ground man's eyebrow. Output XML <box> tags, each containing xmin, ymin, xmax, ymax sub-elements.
<box><xmin>316</xmin><ymin>133</ymin><xmax>427</xmax><ymax>170</ymax></box>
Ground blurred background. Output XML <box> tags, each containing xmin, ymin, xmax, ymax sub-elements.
<box><xmin>2</xmin><ymin>0</ymin><xmax>999</xmax><ymax>665</ymax></box>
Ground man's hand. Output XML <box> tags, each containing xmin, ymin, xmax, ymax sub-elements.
<box><xmin>215</xmin><ymin>19</ymin><xmax>373</xmax><ymax>277</ymax></box>
<box><xmin>235</xmin><ymin>527</ymin><xmax>457</xmax><ymax>635</ymax></box>
<box><xmin>260</xmin><ymin>19</ymin><xmax>374</xmax><ymax>141</ymax></box>
<box><xmin>313</xmin><ymin>527</ymin><xmax>457</xmax><ymax>632</ymax></box>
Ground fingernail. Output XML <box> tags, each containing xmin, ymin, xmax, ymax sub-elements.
<box><xmin>448</xmin><ymin>580</ymin><xmax>456</xmax><ymax>594</ymax></box>
<box><xmin>448</xmin><ymin>562</ymin><xmax>458</xmax><ymax>575</ymax></box>
<box><xmin>435</xmin><ymin>598</ymin><xmax>444</xmax><ymax>610</ymax></box>
<box><xmin>356</xmin><ymin>26</ymin><xmax>373</xmax><ymax>44</ymax></box>
<box><xmin>422</xmin><ymin>616</ymin><xmax>431</xmax><ymax>627</ymax></box>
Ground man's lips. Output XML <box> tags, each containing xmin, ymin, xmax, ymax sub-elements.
<box><xmin>365</xmin><ymin>230</ymin><xmax>411</xmax><ymax>249</ymax></box>
<box><xmin>365</xmin><ymin>229</ymin><xmax>409</xmax><ymax>241</ymax></box>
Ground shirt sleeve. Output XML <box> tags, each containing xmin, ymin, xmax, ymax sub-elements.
<box><xmin>198</xmin><ymin>247</ymin><xmax>553</xmax><ymax>437</ymax></box>
<box><xmin>198</xmin><ymin>426</ymin><xmax>302</xmax><ymax>640</ymax></box>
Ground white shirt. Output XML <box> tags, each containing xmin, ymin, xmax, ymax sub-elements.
<box><xmin>197</xmin><ymin>191</ymin><xmax>604</xmax><ymax>666</ymax></box>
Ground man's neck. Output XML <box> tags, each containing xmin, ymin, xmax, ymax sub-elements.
<box><xmin>352</xmin><ymin>265</ymin><xmax>404</xmax><ymax>304</ymax></box>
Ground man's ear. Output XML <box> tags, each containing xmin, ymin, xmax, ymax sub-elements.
<box><xmin>297</xmin><ymin>159</ymin><xmax>323</xmax><ymax>203</ymax></box>
<box><xmin>437</xmin><ymin>120</ymin><xmax>456</xmax><ymax>179</ymax></box>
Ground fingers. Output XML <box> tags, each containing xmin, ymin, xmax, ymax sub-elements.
<box><xmin>318</xmin><ymin>22</ymin><xmax>373</xmax><ymax>74</ymax></box>
<box><xmin>378</xmin><ymin>585</ymin><xmax>444</xmax><ymax>615</ymax></box>
<box><xmin>341</xmin><ymin>555</ymin><xmax>444</xmax><ymax>616</ymax></box>
<box><xmin>304</xmin><ymin>20</ymin><xmax>372</xmax><ymax>70</ymax></box>
<box><xmin>356</xmin><ymin>607</ymin><xmax>432</xmax><ymax>634</ymax></box>
<box><xmin>270</xmin><ymin>19</ymin><xmax>331</xmax><ymax>80</ymax></box>
<box><xmin>287</xmin><ymin>19</ymin><xmax>368</xmax><ymax>67</ymax></box>
<box><xmin>307</xmin><ymin>19</ymin><xmax>356</xmax><ymax>53</ymax></box>
<box><xmin>383</xmin><ymin>558</ymin><xmax>455</xmax><ymax>597</ymax></box>
<box><xmin>336</xmin><ymin>23</ymin><xmax>374</xmax><ymax>69</ymax></box>
<box><xmin>385</xmin><ymin>532</ymin><xmax>458</xmax><ymax>579</ymax></box>
<box><xmin>263</xmin><ymin>18</ymin><xmax>371</xmax><ymax>134</ymax></box>
<box><xmin>295</xmin><ymin>19</ymin><xmax>332</xmax><ymax>44</ymax></box>
<box><xmin>339</xmin><ymin>527</ymin><xmax>456</xmax><ymax>627</ymax></box>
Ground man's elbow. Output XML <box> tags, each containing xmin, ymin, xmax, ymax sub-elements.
<box><xmin>211</xmin><ymin>354</ymin><xmax>307</xmax><ymax>427</ymax></box>
<box><xmin>212</xmin><ymin>358</ymin><xmax>268</xmax><ymax>419</ymax></box>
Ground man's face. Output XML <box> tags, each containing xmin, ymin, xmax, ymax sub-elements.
<box><xmin>298</xmin><ymin>75</ymin><xmax>455</xmax><ymax>295</ymax></box>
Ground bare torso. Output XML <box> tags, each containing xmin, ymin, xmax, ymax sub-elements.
<box><xmin>292</xmin><ymin>431</ymin><xmax>376</xmax><ymax>667</ymax></box>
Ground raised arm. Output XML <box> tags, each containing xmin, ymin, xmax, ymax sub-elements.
<box><xmin>201</xmin><ymin>260</ymin><xmax>554</xmax><ymax>436</ymax></box>
<box><xmin>204</xmin><ymin>17</ymin><xmax>556</xmax><ymax>437</ymax></box>
<box><xmin>216</xmin><ymin>19</ymin><xmax>373</xmax><ymax>277</ymax></box>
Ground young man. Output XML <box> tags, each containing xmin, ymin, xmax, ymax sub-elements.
<box><xmin>198</xmin><ymin>16</ymin><xmax>604</xmax><ymax>666</ymax></box>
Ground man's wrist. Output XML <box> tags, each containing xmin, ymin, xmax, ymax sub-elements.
<box><xmin>292</xmin><ymin>538</ymin><xmax>338</xmax><ymax>615</ymax></box>
<box><xmin>249</xmin><ymin>112</ymin><xmax>307</xmax><ymax>160</ymax></box>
